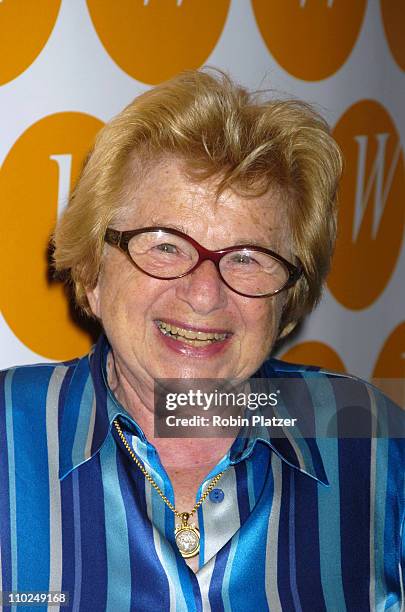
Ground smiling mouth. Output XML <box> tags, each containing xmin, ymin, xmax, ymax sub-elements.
<box><xmin>155</xmin><ymin>320</ymin><xmax>230</xmax><ymax>347</ymax></box>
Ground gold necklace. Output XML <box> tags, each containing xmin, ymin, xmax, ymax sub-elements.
<box><xmin>113</xmin><ymin>419</ymin><xmax>225</xmax><ymax>559</ymax></box>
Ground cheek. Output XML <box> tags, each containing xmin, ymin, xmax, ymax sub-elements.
<box><xmin>104</xmin><ymin>273</ymin><xmax>171</xmax><ymax>324</ymax></box>
<box><xmin>242</xmin><ymin>298</ymin><xmax>282</xmax><ymax>346</ymax></box>
<box><xmin>246</xmin><ymin>299</ymin><xmax>278</xmax><ymax>327</ymax></box>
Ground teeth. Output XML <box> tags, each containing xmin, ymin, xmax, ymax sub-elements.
<box><xmin>156</xmin><ymin>320</ymin><xmax>228</xmax><ymax>342</ymax></box>
<box><xmin>175</xmin><ymin>337</ymin><xmax>216</xmax><ymax>347</ymax></box>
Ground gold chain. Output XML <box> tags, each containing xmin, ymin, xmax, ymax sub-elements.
<box><xmin>113</xmin><ymin>419</ymin><xmax>225</xmax><ymax>519</ymax></box>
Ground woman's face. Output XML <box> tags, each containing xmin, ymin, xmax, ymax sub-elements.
<box><xmin>87</xmin><ymin>157</ymin><xmax>291</xmax><ymax>392</ymax></box>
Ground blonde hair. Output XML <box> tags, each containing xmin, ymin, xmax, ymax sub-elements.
<box><xmin>53</xmin><ymin>69</ymin><xmax>342</xmax><ymax>337</ymax></box>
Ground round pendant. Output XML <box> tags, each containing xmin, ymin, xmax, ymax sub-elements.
<box><xmin>175</xmin><ymin>524</ymin><xmax>200</xmax><ymax>558</ymax></box>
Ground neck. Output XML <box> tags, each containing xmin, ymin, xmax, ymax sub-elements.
<box><xmin>107</xmin><ymin>351</ymin><xmax>235</xmax><ymax>472</ymax></box>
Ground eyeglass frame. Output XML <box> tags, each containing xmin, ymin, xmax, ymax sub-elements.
<box><xmin>104</xmin><ymin>226</ymin><xmax>303</xmax><ymax>299</ymax></box>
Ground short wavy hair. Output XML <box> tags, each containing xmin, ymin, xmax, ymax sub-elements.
<box><xmin>53</xmin><ymin>68</ymin><xmax>342</xmax><ymax>338</ymax></box>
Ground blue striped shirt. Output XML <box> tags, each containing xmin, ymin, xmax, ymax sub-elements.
<box><xmin>0</xmin><ymin>334</ymin><xmax>404</xmax><ymax>611</ymax></box>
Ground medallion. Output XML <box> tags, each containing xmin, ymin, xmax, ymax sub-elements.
<box><xmin>175</xmin><ymin>512</ymin><xmax>200</xmax><ymax>558</ymax></box>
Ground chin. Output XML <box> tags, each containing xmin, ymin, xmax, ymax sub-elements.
<box><xmin>155</xmin><ymin>361</ymin><xmax>231</xmax><ymax>380</ymax></box>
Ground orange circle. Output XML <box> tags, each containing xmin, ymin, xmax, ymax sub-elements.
<box><xmin>0</xmin><ymin>113</ymin><xmax>104</xmax><ymax>360</ymax></box>
<box><xmin>380</xmin><ymin>0</ymin><xmax>405</xmax><ymax>71</ymax></box>
<box><xmin>328</xmin><ymin>100</ymin><xmax>405</xmax><ymax>310</ymax></box>
<box><xmin>251</xmin><ymin>0</ymin><xmax>366</xmax><ymax>81</ymax></box>
<box><xmin>280</xmin><ymin>341</ymin><xmax>346</xmax><ymax>373</ymax></box>
<box><xmin>86</xmin><ymin>0</ymin><xmax>230</xmax><ymax>85</ymax></box>
<box><xmin>0</xmin><ymin>0</ymin><xmax>61</xmax><ymax>85</ymax></box>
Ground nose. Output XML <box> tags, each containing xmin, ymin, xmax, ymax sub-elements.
<box><xmin>175</xmin><ymin>260</ymin><xmax>228</xmax><ymax>314</ymax></box>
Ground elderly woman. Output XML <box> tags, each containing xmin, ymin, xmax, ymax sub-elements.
<box><xmin>0</xmin><ymin>70</ymin><xmax>403</xmax><ymax>611</ymax></box>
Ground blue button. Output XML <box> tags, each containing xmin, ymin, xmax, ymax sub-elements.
<box><xmin>209</xmin><ymin>488</ymin><xmax>224</xmax><ymax>503</ymax></box>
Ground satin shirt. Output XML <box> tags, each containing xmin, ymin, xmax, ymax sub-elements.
<box><xmin>0</xmin><ymin>335</ymin><xmax>403</xmax><ymax>611</ymax></box>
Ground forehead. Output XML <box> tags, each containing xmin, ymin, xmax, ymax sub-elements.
<box><xmin>119</xmin><ymin>156</ymin><xmax>290</xmax><ymax>248</ymax></box>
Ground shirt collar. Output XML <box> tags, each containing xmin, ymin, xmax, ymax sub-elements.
<box><xmin>59</xmin><ymin>334</ymin><xmax>329</xmax><ymax>486</ymax></box>
<box><xmin>231</xmin><ymin>360</ymin><xmax>329</xmax><ymax>486</ymax></box>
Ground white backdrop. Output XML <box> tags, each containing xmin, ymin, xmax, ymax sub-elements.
<box><xmin>0</xmin><ymin>0</ymin><xmax>404</xmax><ymax>394</ymax></box>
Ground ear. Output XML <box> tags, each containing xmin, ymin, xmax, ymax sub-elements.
<box><xmin>86</xmin><ymin>283</ymin><xmax>101</xmax><ymax>319</ymax></box>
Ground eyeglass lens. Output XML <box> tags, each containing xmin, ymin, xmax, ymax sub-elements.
<box><xmin>128</xmin><ymin>230</ymin><xmax>289</xmax><ymax>296</ymax></box>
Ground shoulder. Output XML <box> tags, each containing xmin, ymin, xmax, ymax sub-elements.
<box><xmin>258</xmin><ymin>357</ymin><xmax>404</xmax><ymax>442</ymax></box>
<box><xmin>0</xmin><ymin>357</ymin><xmax>81</xmax><ymax>418</ymax></box>
<box><xmin>261</xmin><ymin>356</ymin><xmax>390</xmax><ymax>399</ymax></box>
<box><xmin>261</xmin><ymin>360</ymin><xmax>405</xmax><ymax>499</ymax></box>
<box><xmin>0</xmin><ymin>355</ymin><xmax>91</xmax><ymax>468</ymax></box>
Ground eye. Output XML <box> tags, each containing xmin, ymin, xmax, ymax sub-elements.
<box><xmin>154</xmin><ymin>243</ymin><xmax>178</xmax><ymax>254</ymax></box>
<box><xmin>231</xmin><ymin>253</ymin><xmax>258</xmax><ymax>265</ymax></box>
